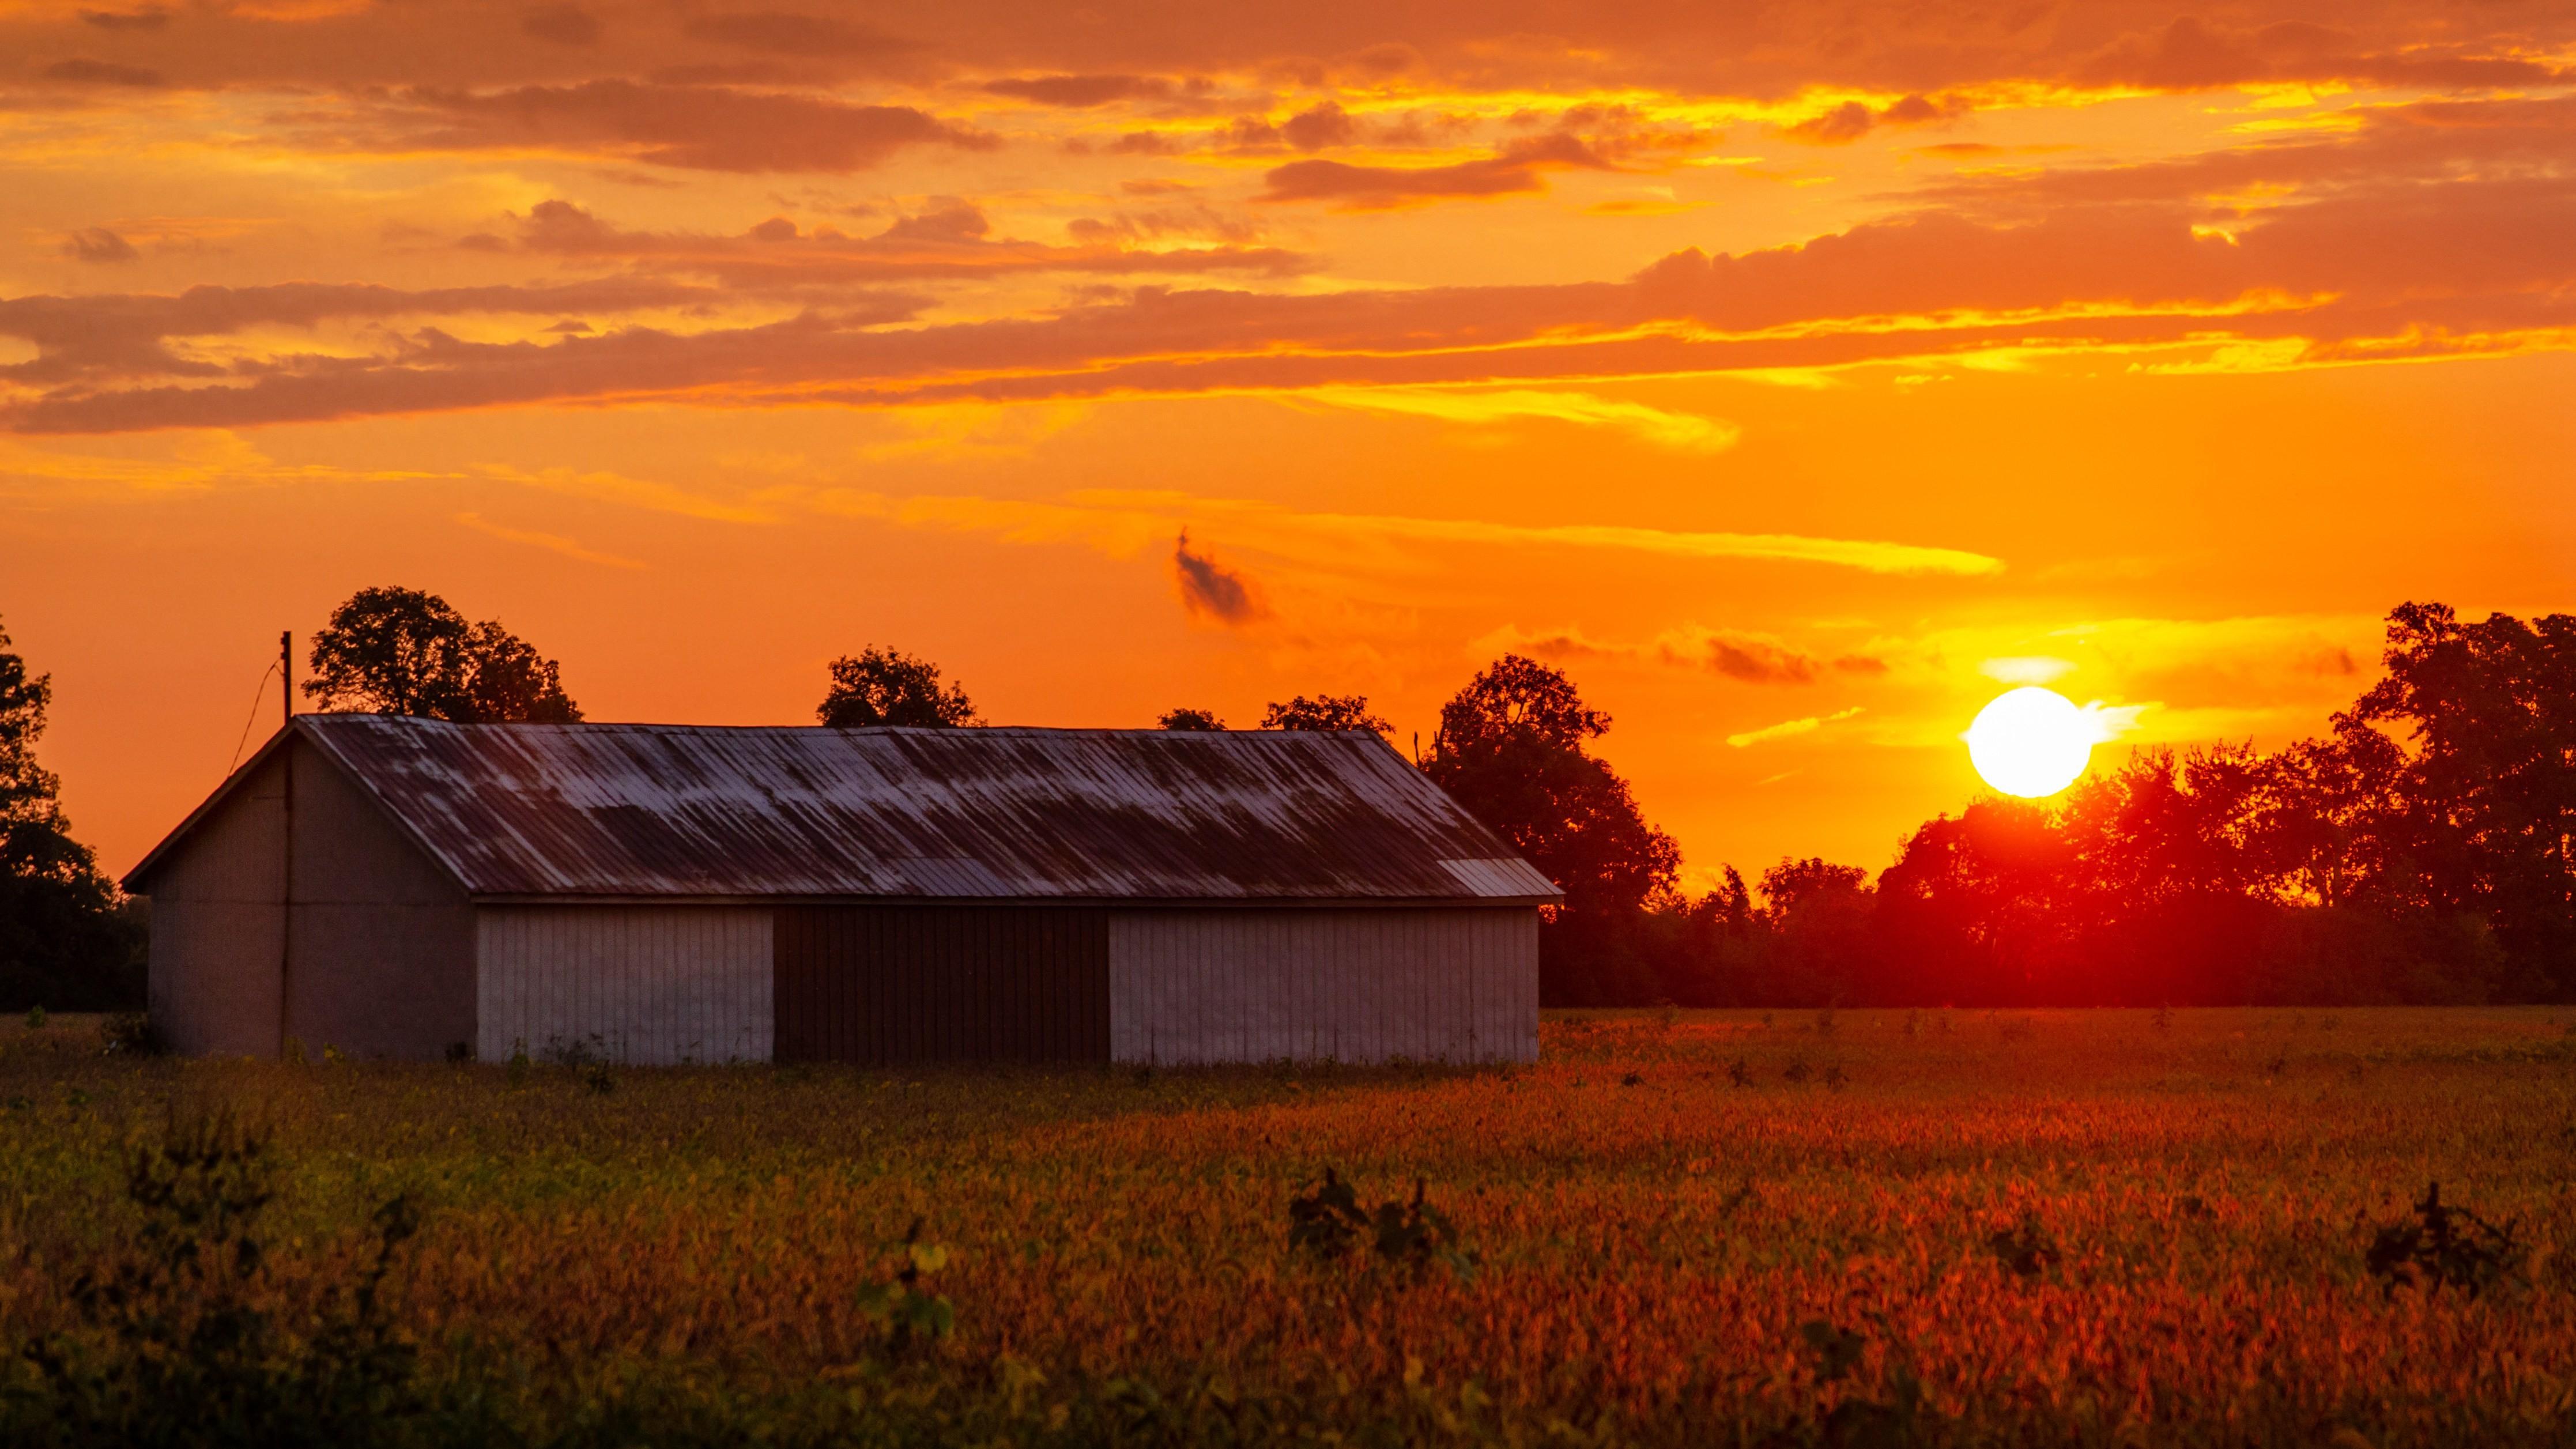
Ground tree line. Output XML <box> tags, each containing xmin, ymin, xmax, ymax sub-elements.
<box><xmin>2</xmin><ymin>589</ymin><xmax>2568</xmax><ymax>1010</ymax></box>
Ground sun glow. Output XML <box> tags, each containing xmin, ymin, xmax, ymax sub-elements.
<box><xmin>1964</xmin><ymin>686</ymin><xmax>2095</xmax><ymax>797</ymax></box>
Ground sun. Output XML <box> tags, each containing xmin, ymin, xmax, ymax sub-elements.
<box><xmin>1965</xmin><ymin>686</ymin><xmax>2095</xmax><ymax>798</ymax></box>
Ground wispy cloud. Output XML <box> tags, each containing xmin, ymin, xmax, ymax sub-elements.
<box><xmin>811</xmin><ymin>486</ymin><xmax>2004</xmax><ymax>578</ymax></box>
<box><xmin>1729</xmin><ymin>705</ymin><xmax>1866</xmax><ymax>748</ymax></box>
<box><xmin>453</xmin><ymin>512</ymin><xmax>644</xmax><ymax>569</ymax></box>
<box><xmin>1301</xmin><ymin>386</ymin><xmax>1740</xmax><ymax>452</ymax></box>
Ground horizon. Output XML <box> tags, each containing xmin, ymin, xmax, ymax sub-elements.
<box><xmin>6</xmin><ymin>0</ymin><xmax>2573</xmax><ymax>884</ymax></box>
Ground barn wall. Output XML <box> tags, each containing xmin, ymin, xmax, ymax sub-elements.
<box><xmin>477</xmin><ymin>906</ymin><xmax>772</xmax><ymax>1066</ymax></box>
<box><xmin>286</xmin><ymin>739</ymin><xmax>475</xmax><ymax>1060</ymax></box>
<box><xmin>774</xmin><ymin>906</ymin><xmax>1110</xmax><ymax>1065</ymax></box>
<box><xmin>142</xmin><ymin>753</ymin><xmax>286</xmax><ymax>1056</ymax></box>
<box><xmin>1108</xmin><ymin>907</ymin><xmax>1538</xmax><ymax>1065</ymax></box>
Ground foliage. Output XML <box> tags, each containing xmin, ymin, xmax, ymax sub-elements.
<box><xmin>0</xmin><ymin>618</ymin><xmax>141</xmax><ymax>1012</ymax></box>
<box><xmin>1156</xmin><ymin>707</ymin><xmax>1224</xmax><ymax>731</ymax></box>
<box><xmin>1260</xmin><ymin>693</ymin><xmax>1391</xmax><ymax>735</ymax></box>
<box><xmin>20</xmin><ymin>1109</ymin><xmax>427</xmax><ymax>1447</ymax></box>
<box><xmin>1286</xmin><ymin>1168</ymin><xmax>1476</xmax><ymax>1282</ymax></box>
<box><xmin>814</xmin><ymin>645</ymin><xmax>978</xmax><ymax>728</ymax></box>
<box><xmin>2364</xmin><ymin>1182</ymin><xmax>2526</xmax><ymax>1300</ymax></box>
<box><xmin>303</xmin><ymin>586</ymin><xmax>580</xmax><ymax>724</ymax></box>
<box><xmin>1423</xmin><ymin>655</ymin><xmax>1678</xmax><ymax>1003</ymax></box>
<box><xmin>0</xmin><ymin>1009</ymin><xmax>2568</xmax><ymax>1444</ymax></box>
<box><xmin>852</xmin><ymin>1217</ymin><xmax>955</xmax><ymax>1353</ymax></box>
<box><xmin>1985</xmin><ymin>1212</ymin><xmax>2063</xmax><ymax>1279</ymax></box>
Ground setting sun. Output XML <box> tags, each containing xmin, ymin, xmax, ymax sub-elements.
<box><xmin>1965</xmin><ymin>686</ymin><xmax>2095</xmax><ymax>798</ymax></box>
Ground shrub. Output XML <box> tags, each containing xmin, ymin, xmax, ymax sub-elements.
<box><xmin>2366</xmin><ymin>1183</ymin><xmax>2525</xmax><ymax>1299</ymax></box>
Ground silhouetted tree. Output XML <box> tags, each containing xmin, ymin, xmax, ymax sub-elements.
<box><xmin>1158</xmin><ymin>708</ymin><xmax>1224</xmax><ymax>731</ymax></box>
<box><xmin>2341</xmin><ymin>602</ymin><xmax>2576</xmax><ymax>993</ymax></box>
<box><xmin>1423</xmin><ymin>655</ymin><xmax>1677</xmax><ymax>1005</ymax></box>
<box><xmin>818</xmin><ymin>646</ymin><xmax>978</xmax><ymax>728</ymax></box>
<box><xmin>304</xmin><ymin>587</ymin><xmax>580</xmax><ymax>723</ymax></box>
<box><xmin>1261</xmin><ymin>694</ymin><xmax>1391</xmax><ymax>734</ymax></box>
<box><xmin>0</xmin><ymin>618</ymin><xmax>141</xmax><ymax>1010</ymax></box>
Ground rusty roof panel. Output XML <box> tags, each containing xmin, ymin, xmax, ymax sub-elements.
<box><xmin>271</xmin><ymin>715</ymin><xmax>1560</xmax><ymax>903</ymax></box>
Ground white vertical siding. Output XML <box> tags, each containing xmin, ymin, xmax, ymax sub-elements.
<box><xmin>476</xmin><ymin>906</ymin><xmax>774</xmax><ymax>1066</ymax></box>
<box><xmin>1107</xmin><ymin>907</ymin><xmax>1537</xmax><ymax>1066</ymax></box>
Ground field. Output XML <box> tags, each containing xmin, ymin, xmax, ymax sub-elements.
<box><xmin>2</xmin><ymin>1009</ymin><xmax>2571</xmax><ymax>1446</ymax></box>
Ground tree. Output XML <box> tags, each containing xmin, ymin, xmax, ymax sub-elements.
<box><xmin>0</xmin><ymin>618</ymin><xmax>142</xmax><ymax>1010</ymax></box>
<box><xmin>2340</xmin><ymin>602</ymin><xmax>2576</xmax><ymax>991</ymax></box>
<box><xmin>1261</xmin><ymin>694</ymin><xmax>1391</xmax><ymax>735</ymax></box>
<box><xmin>303</xmin><ymin>586</ymin><xmax>580</xmax><ymax>723</ymax></box>
<box><xmin>818</xmin><ymin>647</ymin><xmax>979</xmax><ymax>729</ymax></box>
<box><xmin>1158</xmin><ymin>708</ymin><xmax>1225</xmax><ymax>731</ymax></box>
<box><xmin>1423</xmin><ymin>655</ymin><xmax>1677</xmax><ymax>1006</ymax></box>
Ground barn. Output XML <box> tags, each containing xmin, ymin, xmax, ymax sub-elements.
<box><xmin>122</xmin><ymin>715</ymin><xmax>1556</xmax><ymax>1066</ymax></box>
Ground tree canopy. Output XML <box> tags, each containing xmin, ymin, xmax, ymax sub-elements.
<box><xmin>817</xmin><ymin>647</ymin><xmax>979</xmax><ymax>729</ymax></box>
<box><xmin>1157</xmin><ymin>707</ymin><xmax>1224</xmax><ymax>731</ymax></box>
<box><xmin>0</xmin><ymin>618</ymin><xmax>141</xmax><ymax>1010</ymax></box>
<box><xmin>303</xmin><ymin>586</ymin><xmax>580</xmax><ymax>723</ymax></box>
<box><xmin>1260</xmin><ymin>694</ymin><xmax>1391</xmax><ymax>734</ymax></box>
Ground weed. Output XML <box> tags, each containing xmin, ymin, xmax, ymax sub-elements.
<box><xmin>2365</xmin><ymin>1183</ymin><xmax>2526</xmax><ymax>1299</ymax></box>
<box><xmin>1287</xmin><ymin>1169</ymin><xmax>1476</xmax><ymax>1282</ymax></box>
<box><xmin>1815</xmin><ymin>1009</ymin><xmax>1838</xmax><ymax>1037</ymax></box>
<box><xmin>582</xmin><ymin>1064</ymin><xmax>615</xmax><ymax>1095</ymax></box>
<box><xmin>1799</xmin><ymin>1321</ymin><xmax>1931</xmax><ymax>1448</ymax></box>
<box><xmin>2153</xmin><ymin>1005</ymin><xmax>2172</xmax><ymax>1032</ymax></box>
<box><xmin>1824</xmin><ymin>1065</ymin><xmax>1847</xmax><ymax>1091</ymax></box>
<box><xmin>2264</xmin><ymin>1052</ymin><xmax>2289</xmax><ymax>1078</ymax></box>
<box><xmin>1783</xmin><ymin>1059</ymin><xmax>1812</xmax><ymax>1085</ymax></box>
<box><xmin>24</xmin><ymin>1005</ymin><xmax>44</xmax><ymax>1031</ymax></box>
<box><xmin>443</xmin><ymin>1042</ymin><xmax>473</xmax><ymax>1066</ymax></box>
<box><xmin>1902</xmin><ymin>1010</ymin><xmax>1921</xmax><ymax>1038</ymax></box>
<box><xmin>22</xmin><ymin>1108</ymin><xmax>428</xmax><ymax>1444</ymax></box>
<box><xmin>1727</xmin><ymin>1058</ymin><xmax>1752</xmax><ymax>1088</ymax></box>
<box><xmin>98</xmin><ymin>1012</ymin><xmax>161</xmax><ymax>1056</ymax></box>
<box><xmin>540</xmin><ymin>1033</ymin><xmax>608</xmax><ymax>1069</ymax></box>
<box><xmin>1988</xmin><ymin>1211</ymin><xmax>2063</xmax><ymax>1278</ymax></box>
<box><xmin>1620</xmin><ymin>1072</ymin><xmax>1645</xmax><ymax>1087</ymax></box>
<box><xmin>854</xmin><ymin>1216</ymin><xmax>955</xmax><ymax>1354</ymax></box>
<box><xmin>505</xmin><ymin>1040</ymin><xmax>530</xmax><ymax>1086</ymax></box>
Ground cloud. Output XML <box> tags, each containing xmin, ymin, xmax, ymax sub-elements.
<box><xmin>1729</xmin><ymin>706</ymin><xmax>1865</xmax><ymax>748</ymax></box>
<box><xmin>81</xmin><ymin>8</ymin><xmax>169</xmax><ymax>32</ymax></box>
<box><xmin>0</xmin><ymin>277</ymin><xmax>725</xmax><ymax>386</ymax></box>
<box><xmin>389</xmin><ymin>82</ymin><xmax>990</xmax><ymax>172</ymax></box>
<box><xmin>1260</xmin><ymin>133</ymin><xmax>1614</xmax><ymax>209</ymax></box>
<box><xmin>520</xmin><ymin>5</ymin><xmax>598</xmax><ymax>46</ymax></box>
<box><xmin>1982</xmin><ymin>656</ymin><xmax>2076</xmax><ymax>684</ymax></box>
<box><xmin>814</xmin><ymin>487</ymin><xmax>2001</xmax><ymax>581</ymax></box>
<box><xmin>453</xmin><ymin>511</ymin><xmax>643</xmax><ymax>569</ymax></box>
<box><xmin>1488</xmin><ymin>623</ymin><xmax>1891</xmax><ymax>678</ymax></box>
<box><xmin>1300</xmin><ymin>387</ymin><xmax>1738</xmax><ymax>452</ymax></box>
<box><xmin>44</xmin><ymin>57</ymin><xmax>163</xmax><ymax>87</ymax></box>
<box><xmin>1783</xmin><ymin>92</ymin><xmax>1968</xmax><ymax>145</ymax></box>
<box><xmin>484</xmin><ymin>197</ymin><xmax>1304</xmax><ymax>285</ymax></box>
<box><xmin>1172</xmin><ymin>530</ymin><xmax>1265</xmax><ymax>624</ymax></box>
<box><xmin>2075</xmin><ymin>17</ymin><xmax>2568</xmax><ymax>93</ymax></box>
<box><xmin>678</xmin><ymin>12</ymin><xmax>914</xmax><ymax>61</ymax></box>
<box><xmin>983</xmin><ymin>74</ymin><xmax>1171</xmax><ymax>107</ymax></box>
<box><xmin>16</xmin><ymin>155</ymin><xmax>2575</xmax><ymax>435</ymax></box>
<box><xmin>62</xmin><ymin>228</ymin><xmax>137</xmax><ymax>264</ymax></box>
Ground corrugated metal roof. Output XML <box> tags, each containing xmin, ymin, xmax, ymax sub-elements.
<box><xmin>146</xmin><ymin>715</ymin><xmax>1560</xmax><ymax>904</ymax></box>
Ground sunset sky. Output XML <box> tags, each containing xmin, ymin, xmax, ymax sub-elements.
<box><xmin>6</xmin><ymin>0</ymin><xmax>2573</xmax><ymax>887</ymax></box>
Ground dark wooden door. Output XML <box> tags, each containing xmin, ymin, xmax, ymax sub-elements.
<box><xmin>773</xmin><ymin>906</ymin><xmax>1110</xmax><ymax>1065</ymax></box>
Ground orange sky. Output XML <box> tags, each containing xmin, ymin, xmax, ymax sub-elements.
<box><xmin>6</xmin><ymin>0</ymin><xmax>2574</xmax><ymax>887</ymax></box>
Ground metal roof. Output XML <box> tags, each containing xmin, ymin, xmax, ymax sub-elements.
<box><xmin>129</xmin><ymin>715</ymin><xmax>1560</xmax><ymax>905</ymax></box>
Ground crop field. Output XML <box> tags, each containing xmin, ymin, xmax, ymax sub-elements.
<box><xmin>1</xmin><ymin>1008</ymin><xmax>2571</xmax><ymax>1446</ymax></box>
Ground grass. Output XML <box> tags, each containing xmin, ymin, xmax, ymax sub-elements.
<box><xmin>2</xmin><ymin>1007</ymin><xmax>2573</xmax><ymax>1445</ymax></box>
